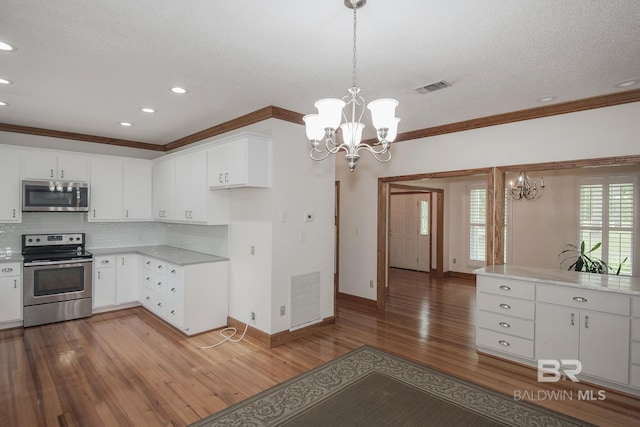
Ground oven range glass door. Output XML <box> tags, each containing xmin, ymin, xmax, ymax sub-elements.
<box><xmin>34</xmin><ymin>267</ymin><xmax>84</xmax><ymax>296</ymax></box>
<box><xmin>23</xmin><ymin>261</ymin><xmax>93</xmax><ymax>306</ymax></box>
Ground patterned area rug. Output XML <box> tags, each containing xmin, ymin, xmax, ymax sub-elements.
<box><xmin>190</xmin><ymin>346</ymin><xmax>593</xmax><ymax>427</ymax></box>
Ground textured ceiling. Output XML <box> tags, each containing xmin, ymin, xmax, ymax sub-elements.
<box><xmin>1</xmin><ymin>0</ymin><xmax>639</xmax><ymax>146</ymax></box>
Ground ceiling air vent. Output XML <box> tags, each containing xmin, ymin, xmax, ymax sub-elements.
<box><xmin>414</xmin><ymin>80</ymin><xmax>451</xmax><ymax>94</ymax></box>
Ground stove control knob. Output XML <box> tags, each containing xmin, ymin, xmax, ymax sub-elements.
<box><xmin>36</xmin><ymin>238</ymin><xmax>41</xmax><ymax>242</ymax></box>
<box><xmin>28</xmin><ymin>238</ymin><xmax>33</xmax><ymax>243</ymax></box>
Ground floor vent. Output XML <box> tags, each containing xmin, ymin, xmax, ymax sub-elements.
<box><xmin>290</xmin><ymin>272</ymin><xmax>321</xmax><ymax>330</ymax></box>
<box><xmin>414</xmin><ymin>80</ymin><xmax>451</xmax><ymax>94</ymax></box>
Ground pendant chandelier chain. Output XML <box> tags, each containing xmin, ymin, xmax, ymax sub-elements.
<box><xmin>351</xmin><ymin>6</ymin><xmax>358</xmax><ymax>90</ymax></box>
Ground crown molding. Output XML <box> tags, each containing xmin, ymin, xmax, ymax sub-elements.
<box><xmin>1</xmin><ymin>89</ymin><xmax>638</xmax><ymax>152</ymax></box>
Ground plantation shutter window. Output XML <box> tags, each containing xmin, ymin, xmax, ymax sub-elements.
<box><xmin>469</xmin><ymin>186</ymin><xmax>487</xmax><ymax>262</ymax></box>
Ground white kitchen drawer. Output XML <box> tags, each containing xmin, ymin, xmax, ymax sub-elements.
<box><xmin>536</xmin><ymin>283</ymin><xmax>630</xmax><ymax>315</ymax></box>
<box><xmin>476</xmin><ymin>328</ymin><xmax>534</xmax><ymax>359</ymax></box>
<box><xmin>141</xmin><ymin>287</ymin><xmax>167</xmax><ymax>317</ymax></box>
<box><xmin>477</xmin><ymin>292</ymin><xmax>535</xmax><ymax>320</ymax></box>
<box><xmin>0</xmin><ymin>262</ymin><xmax>21</xmax><ymax>277</ymax></box>
<box><xmin>632</xmin><ymin>342</ymin><xmax>640</xmax><ymax>365</ymax></box>
<box><xmin>95</xmin><ymin>255</ymin><xmax>116</xmax><ymax>267</ymax></box>
<box><xmin>633</xmin><ymin>297</ymin><xmax>640</xmax><ymax>318</ymax></box>
<box><xmin>477</xmin><ymin>310</ymin><xmax>534</xmax><ymax>339</ymax></box>
<box><xmin>477</xmin><ymin>276</ymin><xmax>535</xmax><ymax>300</ymax></box>
<box><xmin>633</xmin><ymin>319</ymin><xmax>640</xmax><ymax>341</ymax></box>
<box><xmin>143</xmin><ymin>273</ymin><xmax>169</xmax><ymax>295</ymax></box>
<box><xmin>143</xmin><ymin>257</ymin><xmax>167</xmax><ymax>274</ymax></box>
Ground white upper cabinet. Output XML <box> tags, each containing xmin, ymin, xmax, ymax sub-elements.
<box><xmin>207</xmin><ymin>135</ymin><xmax>270</xmax><ymax>189</ymax></box>
<box><xmin>90</xmin><ymin>157</ymin><xmax>124</xmax><ymax>221</ymax></box>
<box><xmin>22</xmin><ymin>151</ymin><xmax>89</xmax><ymax>181</ymax></box>
<box><xmin>0</xmin><ymin>148</ymin><xmax>21</xmax><ymax>222</ymax></box>
<box><xmin>152</xmin><ymin>157</ymin><xmax>176</xmax><ymax>221</ymax></box>
<box><xmin>90</xmin><ymin>156</ymin><xmax>152</xmax><ymax>222</ymax></box>
<box><xmin>154</xmin><ymin>151</ymin><xmax>228</xmax><ymax>225</ymax></box>
<box><xmin>123</xmin><ymin>158</ymin><xmax>152</xmax><ymax>221</ymax></box>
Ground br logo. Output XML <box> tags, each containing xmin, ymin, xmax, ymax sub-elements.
<box><xmin>537</xmin><ymin>359</ymin><xmax>582</xmax><ymax>382</ymax></box>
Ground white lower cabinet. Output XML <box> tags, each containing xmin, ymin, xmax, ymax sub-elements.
<box><xmin>476</xmin><ymin>276</ymin><xmax>535</xmax><ymax>360</ymax></box>
<box><xmin>94</xmin><ymin>254</ymin><xmax>139</xmax><ymax>309</ymax></box>
<box><xmin>94</xmin><ymin>256</ymin><xmax>117</xmax><ymax>308</ymax></box>
<box><xmin>535</xmin><ymin>303</ymin><xmax>630</xmax><ymax>384</ymax></box>
<box><xmin>0</xmin><ymin>262</ymin><xmax>22</xmax><ymax>324</ymax></box>
<box><xmin>631</xmin><ymin>298</ymin><xmax>640</xmax><ymax>387</ymax></box>
<box><xmin>141</xmin><ymin>255</ymin><xmax>228</xmax><ymax>335</ymax></box>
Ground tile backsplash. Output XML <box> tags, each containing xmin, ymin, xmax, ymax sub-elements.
<box><xmin>0</xmin><ymin>213</ymin><xmax>228</xmax><ymax>257</ymax></box>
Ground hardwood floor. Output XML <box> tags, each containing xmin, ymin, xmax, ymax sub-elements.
<box><xmin>1</xmin><ymin>268</ymin><xmax>639</xmax><ymax>426</ymax></box>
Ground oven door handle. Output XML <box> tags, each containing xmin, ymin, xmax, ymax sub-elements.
<box><xmin>24</xmin><ymin>258</ymin><xmax>94</xmax><ymax>267</ymax></box>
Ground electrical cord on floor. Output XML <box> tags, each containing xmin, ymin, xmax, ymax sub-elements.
<box><xmin>197</xmin><ymin>323</ymin><xmax>249</xmax><ymax>349</ymax></box>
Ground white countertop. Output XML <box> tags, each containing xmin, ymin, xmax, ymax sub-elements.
<box><xmin>90</xmin><ymin>245</ymin><xmax>228</xmax><ymax>266</ymax></box>
<box><xmin>475</xmin><ymin>265</ymin><xmax>640</xmax><ymax>296</ymax></box>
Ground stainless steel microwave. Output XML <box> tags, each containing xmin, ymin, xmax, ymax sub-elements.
<box><xmin>22</xmin><ymin>180</ymin><xmax>90</xmax><ymax>212</ymax></box>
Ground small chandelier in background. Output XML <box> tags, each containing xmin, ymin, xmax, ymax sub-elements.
<box><xmin>510</xmin><ymin>172</ymin><xmax>545</xmax><ymax>200</ymax></box>
<box><xmin>303</xmin><ymin>0</ymin><xmax>400</xmax><ymax>172</ymax></box>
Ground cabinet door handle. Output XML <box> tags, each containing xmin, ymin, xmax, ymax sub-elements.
<box><xmin>13</xmin><ymin>279</ymin><xmax>17</xmax><ymax>288</ymax></box>
<box><xmin>499</xmin><ymin>303</ymin><xmax>511</xmax><ymax>310</ymax></box>
<box><xmin>145</xmin><ymin>296</ymin><xmax>151</xmax><ymax>301</ymax></box>
<box><xmin>225</xmin><ymin>172</ymin><xmax>229</xmax><ymax>183</ymax></box>
<box><xmin>171</xmin><ymin>269</ymin><xmax>176</xmax><ymax>274</ymax></box>
<box><xmin>498</xmin><ymin>321</ymin><xmax>510</xmax><ymax>328</ymax></box>
<box><xmin>171</xmin><ymin>287</ymin><xmax>176</xmax><ymax>292</ymax></box>
<box><xmin>499</xmin><ymin>285</ymin><xmax>511</xmax><ymax>291</ymax></box>
<box><xmin>170</xmin><ymin>310</ymin><xmax>176</xmax><ymax>315</ymax></box>
<box><xmin>12</xmin><ymin>208</ymin><xmax>16</xmax><ymax>218</ymax></box>
<box><xmin>93</xmin><ymin>209</ymin><xmax>96</xmax><ymax>218</ymax></box>
<box><xmin>157</xmin><ymin>282</ymin><xmax>162</xmax><ymax>287</ymax></box>
<box><xmin>101</xmin><ymin>260</ymin><xmax>110</xmax><ymax>264</ymax></box>
<box><xmin>498</xmin><ymin>340</ymin><xmax>510</xmax><ymax>347</ymax></box>
<box><xmin>60</xmin><ymin>169</ymin><xmax>64</xmax><ymax>179</ymax></box>
<box><xmin>97</xmin><ymin>271</ymin><xmax>101</xmax><ymax>279</ymax></box>
<box><xmin>121</xmin><ymin>257</ymin><xmax>125</xmax><ymax>266</ymax></box>
<box><xmin>570</xmin><ymin>313</ymin><xmax>575</xmax><ymax>326</ymax></box>
<box><xmin>146</xmin><ymin>261</ymin><xmax>151</xmax><ymax>265</ymax></box>
<box><xmin>157</xmin><ymin>302</ymin><xmax>162</xmax><ymax>307</ymax></box>
<box><xmin>573</xmin><ymin>296</ymin><xmax>588</xmax><ymax>303</ymax></box>
<box><xmin>50</xmin><ymin>169</ymin><xmax>54</xmax><ymax>178</ymax></box>
<box><xmin>157</xmin><ymin>265</ymin><xmax>163</xmax><ymax>270</ymax></box>
<box><xmin>584</xmin><ymin>315</ymin><xmax>589</xmax><ymax>329</ymax></box>
<box><xmin>219</xmin><ymin>173</ymin><xmax>223</xmax><ymax>183</ymax></box>
<box><xmin>146</xmin><ymin>276</ymin><xmax>150</xmax><ymax>281</ymax></box>
<box><xmin>2</xmin><ymin>267</ymin><xmax>13</xmax><ymax>272</ymax></box>
<box><xmin>125</xmin><ymin>209</ymin><xmax>129</xmax><ymax>218</ymax></box>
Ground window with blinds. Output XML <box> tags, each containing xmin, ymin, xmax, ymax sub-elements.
<box><xmin>579</xmin><ymin>177</ymin><xmax>634</xmax><ymax>275</ymax></box>
<box><xmin>469</xmin><ymin>187</ymin><xmax>486</xmax><ymax>262</ymax></box>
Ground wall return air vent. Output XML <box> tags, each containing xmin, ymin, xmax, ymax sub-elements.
<box><xmin>414</xmin><ymin>80</ymin><xmax>451</xmax><ymax>94</ymax></box>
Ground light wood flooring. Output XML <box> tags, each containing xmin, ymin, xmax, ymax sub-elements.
<box><xmin>1</xmin><ymin>268</ymin><xmax>639</xmax><ymax>426</ymax></box>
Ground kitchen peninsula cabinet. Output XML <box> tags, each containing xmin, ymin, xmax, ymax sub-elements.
<box><xmin>0</xmin><ymin>148</ymin><xmax>21</xmax><ymax>223</ymax></box>
<box><xmin>21</xmin><ymin>150</ymin><xmax>88</xmax><ymax>181</ymax></box>
<box><xmin>141</xmin><ymin>254</ymin><xmax>228</xmax><ymax>335</ymax></box>
<box><xmin>475</xmin><ymin>265</ymin><xmax>640</xmax><ymax>396</ymax></box>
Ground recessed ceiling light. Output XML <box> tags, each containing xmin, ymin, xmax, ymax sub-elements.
<box><xmin>0</xmin><ymin>78</ymin><xmax>12</xmax><ymax>85</ymax></box>
<box><xmin>119</xmin><ymin>122</ymin><xmax>133</xmax><ymax>127</ymax></box>
<box><xmin>141</xmin><ymin>107</ymin><xmax>156</xmax><ymax>113</ymax></box>
<box><xmin>0</xmin><ymin>41</ymin><xmax>13</xmax><ymax>51</ymax></box>
<box><xmin>0</xmin><ymin>101</ymin><xmax>7</xmax><ymax>106</ymax></box>
<box><xmin>536</xmin><ymin>96</ymin><xmax>557</xmax><ymax>103</ymax></box>
<box><xmin>614</xmin><ymin>79</ymin><xmax>638</xmax><ymax>88</ymax></box>
<box><xmin>171</xmin><ymin>87</ymin><xmax>187</xmax><ymax>94</ymax></box>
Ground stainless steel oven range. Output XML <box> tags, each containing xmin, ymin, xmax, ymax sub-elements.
<box><xmin>22</xmin><ymin>233</ymin><xmax>93</xmax><ymax>327</ymax></box>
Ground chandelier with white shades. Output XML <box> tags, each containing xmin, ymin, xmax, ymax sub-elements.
<box><xmin>303</xmin><ymin>0</ymin><xmax>400</xmax><ymax>172</ymax></box>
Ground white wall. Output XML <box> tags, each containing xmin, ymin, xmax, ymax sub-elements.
<box><xmin>226</xmin><ymin>119</ymin><xmax>335</xmax><ymax>335</ymax></box>
<box><xmin>337</xmin><ymin>102</ymin><xmax>640</xmax><ymax>301</ymax></box>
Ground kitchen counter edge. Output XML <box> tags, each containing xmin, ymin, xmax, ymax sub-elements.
<box><xmin>90</xmin><ymin>246</ymin><xmax>228</xmax><ymax>266</ymax></box>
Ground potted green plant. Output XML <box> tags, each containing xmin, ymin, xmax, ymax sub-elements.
<box><xmin>558</xmin><ymin>241</ymin><xmax>627</xmax><ymax>275</ymax></box>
